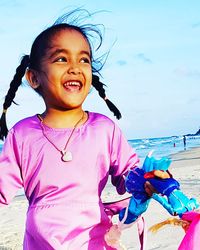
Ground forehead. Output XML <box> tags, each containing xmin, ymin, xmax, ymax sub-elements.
<box><xmin>48</xmin><ymin>29</ymin><xmax>91</xmax><ymax>54</ymax></box>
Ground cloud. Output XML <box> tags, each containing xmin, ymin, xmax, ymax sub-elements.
<box><xmin>0</xmin><ymin>0</ymin><xmax>20</xmax><ymax>8</ymax></box>
<box><xmin>192</xmin><ymin>22</ymin><xmax>200</xmax><ymax>28</ymax></box>
<box><xmin>174</xmin><ymin>67</ymin><xmax>200</xmax><ymax>78</ymax></box>
<box><xmin>116</xmin><ymin>60</ymin><xmax>127</xmax><ymax>66</ymax></box>
<box><xmin>187</xmin><ymin>97</ymin><xmax>200</xmax><ymax>105</ymax></box>
<box><xmin>135</xmin><ymin>53</ymin><xmax>152</xmax><ymax>64</ymax></box>
<box><xmin>0</xmin><ymin>28</ymin><xmax>5</xmax><ymax>34</ymax></box>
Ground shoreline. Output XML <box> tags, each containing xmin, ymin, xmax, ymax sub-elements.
<box><xmin>0</xmin><ymin>147</ymin><xmax>200</xmax><ymax>249</ymax></box>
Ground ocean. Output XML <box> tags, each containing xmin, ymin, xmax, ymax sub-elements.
<box><xmin>1</xmin><ymin>134</ymin><xmax>200</xmax><ymax>161</ymax></box>
<box><xmin>129</xmin><ymin>135</ymin><xmax>200</xmax><ymax>162</ymax></box>
<box><xmin>1</xmin><ymin>135</ymin><xmax>200</xmax><ymax>197</ymax></box>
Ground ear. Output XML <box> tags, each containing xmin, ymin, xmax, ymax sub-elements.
<box><xmin>25</xmin><ymin>69</ymin><xmax>40</xmax><ymax>89</ymax></box>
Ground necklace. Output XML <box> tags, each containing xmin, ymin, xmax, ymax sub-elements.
<box><xmin>37</xmin><ymin>112</ymin><xmax>85</xmax><ymax>162</ymax></box>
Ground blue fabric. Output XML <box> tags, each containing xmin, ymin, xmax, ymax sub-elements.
<box><xmin>119</xmin><ymin>198</ymin><xmax>150</xmax><ymax>224</ymax></box>
<box><xmin>125</xmin><ymin>168</ymin><xmax>149</xmax><ymax>201</ymax></box>
<box><xmin>142</xmin><ymin>155</ymin><xmax>171</xmax><ymax>172</ymax></box>
<box><xmin>147</xmin><ymin>177</ymin><xmax>180</xmax><ymax>196</ymax></box>
<box><xmin>153</xmin><ymin>190</ymin><xmax>199</xmax><ymax>216</ymax></box>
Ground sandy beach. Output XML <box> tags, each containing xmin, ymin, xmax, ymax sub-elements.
<box><xmin>0</xmin><ymin>147</ymin><xmax>199</xmax><ymax>250</ymax></box>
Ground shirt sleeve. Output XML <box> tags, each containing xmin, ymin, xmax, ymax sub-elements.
<box><xmin>0</xmin><ymin>128</ymin><xmax>23</xmax><ymax>206</ymax></box>
<box><xmin>109</xmin><ymin>123</ymin><xmax>140</xmax><ymax>195</ymax></box>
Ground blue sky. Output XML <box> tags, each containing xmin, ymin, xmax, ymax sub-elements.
<box><xmin>0</xmin><ymin>0</ymin><xmax>200</xmax><ymax>139</ymax></box>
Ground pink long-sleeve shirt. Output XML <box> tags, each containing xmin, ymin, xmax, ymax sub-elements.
<box><xmin>0</xmin><ymin>112</ymin><xmax>139</xmax><ymax>249</ymax></box>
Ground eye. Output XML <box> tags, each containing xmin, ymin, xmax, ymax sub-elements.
<box><xmin>80</xmin><ymin>57</ymin><xmax>91</xmax><ymax>64</ymax></box>
<box><xmin>54</xmin><ymin>57</ymin><xmax>67</xmax><ymax>63</ymax></box>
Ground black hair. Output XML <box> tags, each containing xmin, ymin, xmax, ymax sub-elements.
<box><xmin>0</xmin><ymin>9</ymin><xmax>121</xmax><ymax>141</ymax></box>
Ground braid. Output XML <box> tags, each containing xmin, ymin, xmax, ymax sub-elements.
<box><xmin>92</xmin><ymin>75</ymin><xmax>122</xmax><ymax>119</ymax></box>
<box><xmin>0</xmin><ymin>55</ymin><xmax>30</xmax><ymax>140</ymax></box>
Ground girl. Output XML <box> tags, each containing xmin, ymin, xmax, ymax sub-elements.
<box><xmin>0</xmin><ymin>9</ymin><xmax>141</xmax><ymax>250</ymax></box>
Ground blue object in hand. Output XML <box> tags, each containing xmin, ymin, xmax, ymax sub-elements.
<box><xmin>152</xmin><ymin>189</ymin><xmax>199</xmax><ymax>217</ymax></box>
<box><xmin>142</xmin><ymin>153</ymin><xmax>171</xmax><ymax>172</ymax></box>
<box><xmin>119</xmin><ymin>152</ymin><xmax>199</xmax><ymax>224</ymax></box>
<box><xmin>144</xmin><ymin>154</ymin><xmax>199</xmax><ymax>216</ymax></box>
<box><xmin>119</xmin><ymin>165</ymin><xmax>150</xmax><ymax>224</ymax></box>
<box><xmin>119</xmin><ymin>196</ymin><xmax>150</xmax><ymax>224</ymax></box>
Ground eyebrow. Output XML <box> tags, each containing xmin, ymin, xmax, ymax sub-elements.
<box><xmin>48</xmin><ymin>48</ymin><xmax>91</xmax><ymax>59</ymax></box>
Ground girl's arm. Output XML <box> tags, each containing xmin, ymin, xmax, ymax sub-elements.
<box><xmin>0</xmin><ymin>129</ymin><xmax>23</xmax><ymax>206</ymax></box>
<box><xmin>109</xmin><ymin>123</ymin><xmax>140</xmax><ymax>195</ymax></box>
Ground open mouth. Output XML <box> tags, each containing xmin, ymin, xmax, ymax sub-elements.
<box><xmin>63</xmin><ymin>81</ymin><xmax>82</xmax><ymax>92</ymax></box>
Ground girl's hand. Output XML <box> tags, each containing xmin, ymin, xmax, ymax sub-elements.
<box><xmin>144</xmin><ymin>170</ymin><xmax>171</xmax><ymax>197</ymax></box>
<box><xmin>144</xmin><ymin>170</ymin><xmax>171</xmax><ymax>179</ymax></box>
<box><xmin>144</xmin><ymin>181</ymin><xmax>157</xmax><ymax>197</ymax></box>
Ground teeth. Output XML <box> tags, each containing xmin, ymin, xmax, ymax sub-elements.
<box><xmin>64</xmin><ymin>81</ymin><xmax>81</xmax><ymax>87</ymax></box>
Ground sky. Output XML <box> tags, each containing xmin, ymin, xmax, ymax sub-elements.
<box><xmin>0</xmin><ymin>0</ymin><xmax>200</xmax><ymax>139</ymax></box>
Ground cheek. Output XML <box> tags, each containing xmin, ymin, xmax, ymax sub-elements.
<box><xmin>86</xmin><ymin>79</ymin><xmax>92</xmax><ymax>93</ymax></box>
<box><xmin>85</xmin><ymin>70</ymin><xmax>92</xmax><ymax>89</ymax></box>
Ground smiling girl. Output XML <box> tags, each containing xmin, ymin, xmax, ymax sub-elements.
<box><xmin>0</xmin><ymin>9</ymin><xmax>140</xmax><ymax>250</ymax></box>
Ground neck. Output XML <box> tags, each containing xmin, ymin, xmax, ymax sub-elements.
<box><xmin>40</xmin><ymin>108</ymin><xmax>86</xmax><ymax>128</ymax></box>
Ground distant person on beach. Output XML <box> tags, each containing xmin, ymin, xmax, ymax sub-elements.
<box><xmin>0</xmin><ymin>9</ymin><xmax>192</xmax><ymax>250</ymax></box>
<box><xmin>183</xmin><ymin>135</ymin><xmax>186</xmax><ymax>150</ymax></box>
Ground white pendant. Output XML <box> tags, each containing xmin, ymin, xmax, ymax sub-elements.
<box><xmin>61</xmin><ymin>150</ymin><xmax>73</xmax><ymax>162</ymax></box>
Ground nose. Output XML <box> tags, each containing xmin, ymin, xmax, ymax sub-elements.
<box><xmin>68</xmin><ymin>63</ymin><xmax>81</xmax><ymax>75</ymax></box>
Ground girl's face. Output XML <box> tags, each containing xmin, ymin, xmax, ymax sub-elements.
<box><xmin>32</xmin><ymin>29</ymin><xmax>92</xmax><ymax>112</ymax></box>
